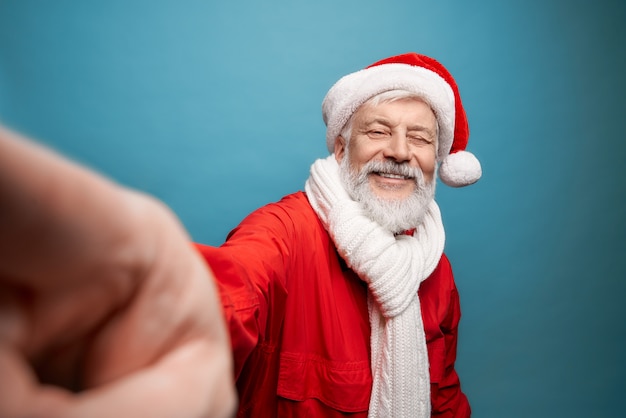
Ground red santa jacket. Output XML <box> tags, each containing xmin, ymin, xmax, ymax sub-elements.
<box><xmin>195</xmin><ymin>191</ymin><xmax>470</xmax><ymax>417</ymax></box>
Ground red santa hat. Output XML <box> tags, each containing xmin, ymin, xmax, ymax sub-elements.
<box><xmin>322</xmin><ymin>52</ymin><xmax>481</xmax><ymax>187</ymax></box>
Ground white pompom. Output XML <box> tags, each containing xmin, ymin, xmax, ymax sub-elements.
<box><xmin>438</xmin><ymin>151</ymin><xmax>482</xmax><ymax>187</ymax></box>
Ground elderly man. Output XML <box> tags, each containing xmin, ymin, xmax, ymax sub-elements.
<box><xmin>0</xmin><ymin>52</ymin><xmax>480</xmax><ymax>417</ymax></box>
<box><xmin>196</xmin><ymin>52</ymin><xmax>481</xmax><ymax>417</ymax></box>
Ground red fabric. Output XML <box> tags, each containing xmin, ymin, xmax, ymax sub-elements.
<box><xmin>195</xmin><ymin>191</ymin><xmax>470</xmax><ymax>417</ymax></box>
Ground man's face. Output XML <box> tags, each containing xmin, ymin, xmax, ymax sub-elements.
<box><xmin>335</xmin><ymin>98</ymin><xmax>438</xmax><ymax>201</ymax></box>
<box><xmin>334</xmin><ymin>98</ymin><xmax>439</xmax><ymax>232</ymax></box>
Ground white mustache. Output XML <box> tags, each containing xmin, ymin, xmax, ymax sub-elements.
<box><xmin>360</xmin><ymin>160</ymin><xmax>424</xmax><ymax>182</ymax></box>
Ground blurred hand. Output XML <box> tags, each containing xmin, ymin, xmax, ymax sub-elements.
<box><xmin>0</xmin><ymin>126</ymin><xmax>236</xmax><ymax>417</ymax></box>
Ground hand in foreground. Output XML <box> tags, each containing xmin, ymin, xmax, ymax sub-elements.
<box><xmin>0</xmin><ymin>126</ymin><xmax>236</xmax><ymax>418</ymax></box>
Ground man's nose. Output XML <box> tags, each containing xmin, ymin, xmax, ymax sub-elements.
<box><xmin>384</xmin><ymin>135</ymin><xmax>410</xmax><ymax>162</ymax></box>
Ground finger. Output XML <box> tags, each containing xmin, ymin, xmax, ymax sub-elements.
<box><xmin>77</xmin><ymin>214</ymin><xmax>229</xmax><ymax>388</ymax></box>
<box><xmin>65</xmin><ymin>340</ymin><xmax>236</xmax><ymax>418</ymax></box>
<box><xmin>0</xmin><ymin>339</ymin><xmax>237</xmax><ymax>418</ymax></box>
<box><xmin>0</xmin><ymin>346</ymin><xmax>73</xmax><ymax>418</ymax></box>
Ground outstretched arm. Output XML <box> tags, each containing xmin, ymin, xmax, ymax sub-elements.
<box><xmin>0</xmin><ymin>126</ymin><xmax>236</xmax><ymax>418</ymax></box>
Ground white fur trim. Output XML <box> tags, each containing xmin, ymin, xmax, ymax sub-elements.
<box><xmin>322</xmin><ymin>63</ymin><xmax>456</xmax><ymax>162</ymax></box>
<box><xmin>438</xmin><ymin>150</ymin><xmax>482</xmax><ymax>187</ymax></box>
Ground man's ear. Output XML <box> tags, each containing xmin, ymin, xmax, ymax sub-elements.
<box><xmin>334</xmin><ymin>136</ymin><xmax>346</xmax><ymax>163</ymax></box>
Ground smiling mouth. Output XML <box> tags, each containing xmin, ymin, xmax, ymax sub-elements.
<box><xmin>374</xmin><ymin>171</ymin><xmax>414</xmax><ymax>180</ymax></box>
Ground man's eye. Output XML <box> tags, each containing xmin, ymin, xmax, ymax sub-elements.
<box><xmin>409</xmin><ymin>136</ymin><xmax>430</xmax><ymax>144</ymax></box>
<box><xmin>368</xmin><ymin>130</ymin><xmax>388</xmax><ymax>138</ymax></box>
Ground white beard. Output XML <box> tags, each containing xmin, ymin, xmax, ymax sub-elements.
<box><xmin>339</xmin><ymin>156</ymin><xmax>436</xmax><ymax>234</ymax></box>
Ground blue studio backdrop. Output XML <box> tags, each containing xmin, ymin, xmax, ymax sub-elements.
<box><xmin>1</xmin><ymin>1</ymin><xmax>624</xmax><ymax>416</ymax></box>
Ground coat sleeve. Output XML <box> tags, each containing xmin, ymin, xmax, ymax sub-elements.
<box><xmin>431</xmin><ymin>260</ymin><xmax>472</xmax><ymax>417</ymax></box>
<box><xmin>194</xmin><ymin>204</ymin><xmax>292</xmax><ymax>379</ymax></box>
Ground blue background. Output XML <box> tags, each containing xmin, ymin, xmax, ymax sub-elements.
<box><xmin>1</xmin><ymin>0</ymin><xmax>625</xmax><ymax>416</ymax></box>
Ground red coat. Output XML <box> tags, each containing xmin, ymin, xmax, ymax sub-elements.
<box><xmin>195</xmin><ymin>191</ymin><xmax>470</xmax><ymax>417</ymax></box>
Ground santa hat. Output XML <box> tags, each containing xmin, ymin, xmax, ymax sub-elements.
<box><xmin>322</xmin><ymin>52</ymin><xmax>481</xmax><ymax>187</ymax></box>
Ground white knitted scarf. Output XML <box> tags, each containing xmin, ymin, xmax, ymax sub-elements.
<box><xmin>305</xmin><ymin>155</ymin><xmax>446</xmax><ymax>418</ymax></box>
